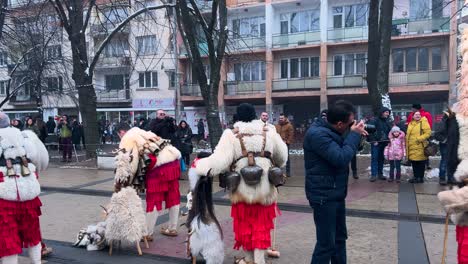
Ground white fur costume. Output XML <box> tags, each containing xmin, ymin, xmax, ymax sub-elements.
<box><xmin>195</xmin><ymin>119</ymin><xmax>288</xmax><ymax>264</ymax></box>
<box><xmin>0</xmin><ymin>126</ymin><xmax>49</xmax><ymax>264</ymax></box>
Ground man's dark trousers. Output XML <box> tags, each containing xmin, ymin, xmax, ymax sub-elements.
<box><xmin>310</xmin><ymin>200</ymin><xmax>347</xmax><ymax>264</ymax></box>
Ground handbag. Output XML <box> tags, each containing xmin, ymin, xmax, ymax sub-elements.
<box><xmin>180</xmin><ymin>158</ymin><xmax>187</xmax><ymax>172</ymax></box>
<box><xmin>419</xmin><ymin>122</ymin><xmax>438</xmax><ymax>157</ymax></box>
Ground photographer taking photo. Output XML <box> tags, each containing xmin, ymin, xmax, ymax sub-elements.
<box><xmin>304</xmin><ymin>100</ymin><xmax>368</xmax><ymax>264</ymax></box>
<box><xmin>148</xmin><ymin>109</ymin><xmax>176</xmax><ymax>141</ymax></box>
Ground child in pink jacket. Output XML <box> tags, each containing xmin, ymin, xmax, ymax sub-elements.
<box><xmin>384</xmin><ymin>126</ymin><xmax>406</xmax><ymax>182</ymax></box>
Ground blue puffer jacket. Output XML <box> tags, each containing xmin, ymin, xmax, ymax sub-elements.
<box><xmin>303</xmin><ymin>118</ymin><xmax>361</xmax><ymax>203</ymax></box>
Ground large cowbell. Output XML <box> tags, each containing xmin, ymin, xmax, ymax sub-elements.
<box><xmin>240</xmin><ymin>152</ymin><xmax>263</xmax><ymax>186</ymax></box>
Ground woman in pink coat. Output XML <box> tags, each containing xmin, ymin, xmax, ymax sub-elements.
<box><xmin>384</xmin><ymin>126</ymin><xmax>406</xmax><ymax>182</ymax></box>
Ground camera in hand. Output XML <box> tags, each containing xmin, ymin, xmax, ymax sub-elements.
<box><xmin>364</xmin><ymin>124</ymin><xmax>376</xmax><ymax>134</ymax></box>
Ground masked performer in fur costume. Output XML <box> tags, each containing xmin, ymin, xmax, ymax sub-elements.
<box><xmin>0</xmin><ymin>112</ymin><xmax>49</xmax><ymax>264</ymax></box>
<box><xmin>113</xmin><ymin>123</ymin><xmax>182</xmax><ymax>241</ymax></box>
<box><xmin>438</xmin><ymin>27</ymin><xmax>468</xmax><ymax>264</ymax></box>
<box><xmin>195</xmin><ymin>103</ymin><xmax>288</xmax><ymax>264</ymax></box>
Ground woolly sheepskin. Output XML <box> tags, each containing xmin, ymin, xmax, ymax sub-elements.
<box><xmin>196</xmin><ymin>120</ymin><xmax>288</xmax><ymax>205</ymax></box>
<box><xmin>189</xmin><ymin>215</ymin><xmax>224</xmax><ymax>264</ymax></box>
<box><xmin>105</xmin><ymin>187</ymin><xmax>147</xmax><ymax>244</ymax></box>
<box><xmin>0</xmin><ymin>163</ymin><xmax>40</xmax><ymax>201</ymax></box>
<box><xmin>114</xmin><ymin>150</ymin><xmax>134</xmax><ymax>184</ymax></box>
<box><xmin>21</xmin><ymin>130</ymin><xmax>49</xmax><ymax>171</ymax></box>
<box><xmin>0</xmin><ymin>127</ymin><xmax>27</xmax><ymax>159</ymax></box>
<box><xmin>455</xmin><ymin>115</ymin><xmax>468</xmax><ymax>181</ymax></box>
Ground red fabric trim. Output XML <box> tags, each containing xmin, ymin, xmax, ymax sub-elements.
<box><xmin>145</xmin><ymin>160</ymin><xmax>181</xmax><ymax>212</ymax></box>
<box><xmin>0</xmin><ymin>197</ymin><xmax>42</xmax><ymax>258</ymax></box>
<box><xmin>231</xmin><ymin>202</ymin><xmax>279</xmax><ymax>251</ymax></box>
<box><xmin>457</xmin><ymin>226</ymin><xmax>468</xmax><ymax>263</ymax></box>
<box><xmin>191</xmin><ymin>158</ymin><xmax>201</xmax><ymax>168</ymax></box>
<box><xmin>0</xmin><ymin>171</ymin><xmax>3</xmax><ymax>183</ymax></box>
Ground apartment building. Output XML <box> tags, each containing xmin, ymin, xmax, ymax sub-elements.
<box><xmin>179</xmin><ymin>0</ymin><xmax>457</xmax><ymax>133</ymax></box>
<box><xmin>1</xmin><ymin>0</ymin><xmax>176</xmax><ymax>125</ymax></box>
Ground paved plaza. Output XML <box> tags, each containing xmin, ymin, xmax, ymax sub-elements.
<box><xmin>19</xmin><ymin>155</ymin><xmax>457</xmax><ymax>264</ymax></box>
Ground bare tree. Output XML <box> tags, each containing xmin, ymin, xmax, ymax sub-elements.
<box><xmin>176</xmin><ymin>0</ymin><xmax>228</xmax><ymax>148</ymax></box>
<box><xmin>366</xmin><ymin>0</ymin><xmax>394</xmax><ymax>116</ymax></box>
<box><xmin>49</xmin><ymin>0</ymin><xmax>173</xmax><ymax>158</ymax></box>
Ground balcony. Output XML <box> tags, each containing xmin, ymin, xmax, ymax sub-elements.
<box><xmin>9</xmin><ymin>94</ymin><xmax>35</xmax><ymax>105</ymax></box>
<box><xmin>90</xmin><ymin>23</ymin><xmax>130</xmax><ymax>37</ymax></box>
<box><xmin>227</xmin><ymin>0</ymin><xmax>265</xmax><ymax>8</ymax></box>
<box><xmin>327</xmin><ymin>26</ymin><xmax>368</xmax><ymax>42</ymax></box>
<box><xmin>272</xmin><ymin>78</ymin><xmax>320</xmax><ymax>91</ymax></box>
<box><xmin>95</xmin><ymin>56</ymin><xmax>132</xmax><ymax>70</ymax></box>
<box><xmin>224</xmin><ymin>81</ymin><xmax>265</xmax><ymax>95</ymax></box>
<box><xmin>227</xmin><ymin>36</ymin><xmax>266</xmax><ymax>51</ymax></box>
<box><xmin>181</xmin><ymin>84</ymin><xmax>202</xmax><ymax>96</ymax></box>
<box><xmin>179</xmin><ymin>42</ymin><xmax>209</xmax><ymax>57</ymax></box>
<box><xmin>194</xmin><ymin>0</ymin><xmax>213</xmax><ymax>12</ymax></box>
<box><xmin>389</xmin><ymin>69</ymin><xmax>449</xmax><ymax>86</ymax></box>
<box><xmin>327</xmin><ymin>75</ymin><xmax>366</xmax><ymax>88</ymax></box>
<box><xmin>392</xmin><ymin>17</ymin><xmax>450</xmax><ymax>36</ymax></box>
<box><xmin>96</xmin><ymin>88</ymin><xmax>131</xmax><ymax>102</ymax></box>
<box><xmin>272</xmin><ymin>31</ymin><xmax>320</xmax><ymax>48</ymax></box>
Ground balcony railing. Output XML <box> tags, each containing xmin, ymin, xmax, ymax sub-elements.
<box><xmin>193</xmin><ymin>0</ymin><xmax>213</xmax><ymax>11</ymax></box>
<box><xmin>272</xmin><ymin>31</ymin><xmax>321</xmax><ymax>48</ymax></box>
<box><xmin>272</xmin><ymin>78</ymin><xmax>320</xmax><ymax>91</ymax></box>
<box><xmin>389</xmin><ymin>69</ymin><xmax>449</xmax><ymax>86</ymax></box>
<box><xmin>392</xmin><ymin>17</ymin><xmax>450</xmax><ymax>36</ymax></box>
<box><xmin>90</xmin><ymin>23</ymin><xmax>130</xmax><ymax>36</ymax></box>
<box><xmin>227</xmin><ymin>36</ymin><xmax>266</xmax><ymax>51</ymax></box>
<box><xmin>10</xmin><ymin>94</ymin><xmax>35</xmax><ymax>105</ymax></box>
<box><xmin>227</xmin><ymin>0</ymin><xmax>265</xmax><ymax>7</ymax></box>
<box><xmin>224</xmin><ymin>81</ymin><xmax>265</xmax><ymax>95</ymax></box>
<box><xmin>327</xmin><ymin>75</ymin><xmax>367</xmax><ymax>88</ymax></box>
<box><xmin>181</xmin><ymin>84</ymin><xmax>202</xmax><ymax>96</ymax></box>
<box><xmin>96</xmin><ymin>88</ymin><xmax>131</xmax><ymax>102</ymax></box>
<box><xmin>95</xmin><ymin>56</ymin><xmax>132</xmax><ymax>69</ymax></box>
<box><xmin>327</xmin><ymin>26</ymin><xmax>368</xmax><ymax>42</ymax></box>
<box><xmin>180</xmin><ymin>43</ymin><xmax>209</xmax><ymax>57</ymax></box>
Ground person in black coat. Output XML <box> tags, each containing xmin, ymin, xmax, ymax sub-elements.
<box><xmin>147</xmin><ymin>109</ymin><xmax>176</xmax><ymax>141</ymax></box>
<box><xmin>366</xmin><ymin>107</ymin><xmax>392</xmax><ymax>182</ymax></box>
<box><xmin>304</xmin><ymin>100</ymin><xmax>368</xmax><ymax>264</ymax></box>
<box><xmin>71</xmin><ymin>118</ymin><xmax>82</xmax><ymax>150</ymax></box>
<box><xmin>197</xmin><ymin>119</ymin><xmax>205</xmax><ymax>141</ymax></box>
<box><xmin>175</xmin><ymin>120</ymin><xmax>193</xmax><ymax>166</ymax></box>
<box><xmin>46</xmin><ymin>116</ymin><xmax>56</xmax><ymax>134</ymax></box>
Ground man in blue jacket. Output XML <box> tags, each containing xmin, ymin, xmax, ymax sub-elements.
<box><xmin>304</xmin><ymin>100</ymin><xmax>368</xmax><ymax>264</ymax></box>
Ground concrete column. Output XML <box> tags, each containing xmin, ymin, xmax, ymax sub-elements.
<box><xmin>320</xmin><ymin>0</ymin><xmax>328</xmax><ymax>42</ymax></box>
<box><xmin>265</xmin><ymin>1</ymin><xmax>273</xmax><ymax>49</ymax></box>
<box><xmin>266</xmin><ymin>50</ymin><xmax>274</xmax><ymax>114</ymax></box>
<box><xmin>320</xmin><ymin>43</ymin><xmax>328</xmax><ymax>110</ymax></box>
<box><xmin>218</xmin><ymin>59</ymin><xmax>227</xmax><ymax>124</ymax></box>
<box><xmin>449</xmin><ymin>0</ymin><xmax>458</xmax><ymax>106</ymax></box>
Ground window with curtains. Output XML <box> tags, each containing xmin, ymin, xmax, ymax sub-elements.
<box><xmin>333</xmin><ymin>53</ymin><xmax>367</xmax><ymax>76</ymax></box>
<box><xmin>280</xmin><ymin>57</ymin><xmax>320</xmax><ymax>79</ymax></box>
<box><xmin>279</xmin><ymin>10</ymin><xmax>320</xmax><ymax>34</ymax></box>
<box><xmin>234</xmin><ymin>61</ymin><xmax>266</xmax><ymax>81</ymax></box>
<box><xmin>333</xmin><ymin>4</ymin><xmax>368</xmax><ymax>29</ymax></box>
<box><xmin>138</xmin><ymin>71</ymin><xmax>158</xmax><ymax>88</ymax></box>
<box><xmin>0</xmin><ymin>52</ymin><xmax>7</xmax><ymax>66</ymax></box>
<box><xmin>46</xmin><ymin>77</ymin><xmax>63</xmax><ymax>92</ymax></box>
<box><xmin>103</xmin><ymin>39</ymin><xmax>129</xmax><ymax>57</ymax></box>
<box><xmin>232</xmin><ymin>16</ymin><xmax>265</xmax><ymax>38</ymax></box>
<box><xmin>46</xmin><ymin>45</ymin><xmax>62</xmax><ymax>61</ymax></box>
<box><xmin>410</xmin><ymin>0</ymin><xmax>431</xmax><ymax>20</ymax></box>
<box><xmin>103</xmin><ymin>7</ymin><xmax>128</xmax><ymax>24</ymax></box>
<box><xmin>136</xmin><ymin>35</ymin><xmax>157</xmax><ymax>55</ymax></box>
<box><xmin>391</xmin><ymin>47</ymin><xmax>442</xmax><ymax>72</ymax></box>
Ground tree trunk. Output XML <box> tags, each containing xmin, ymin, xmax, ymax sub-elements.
<box><xmin>367</xmin><ymin>0</ymin><xmax>382</xmax><ymax>115</ymax></box>
<box><xmin>377</xmin><ymin>0</ymin><xmax>394</xmax><ymax>117</ymax></box>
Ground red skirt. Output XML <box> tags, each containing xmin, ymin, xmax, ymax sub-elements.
<box><xmin>146</xmin><ymin>160</ymin><xmax>181</xmax><ymax>212</ymax></box>
<box><xmin>231</xmin><ymin>202</ymin><xmax>279</xmax><ymax>251</ymax></box>
<box><xmin>457</xmin><ymin>226</ymin><xmax>468</xmax><ymax>263</ymax></box>
<box><xmin>0</xmin><ymin>197</ymin><xmax>42</xmax><ymax>258</ymax></box>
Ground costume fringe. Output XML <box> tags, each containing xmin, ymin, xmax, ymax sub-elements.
<box><xmin>231</xmin><ymin>202</ymin><xmax>279</xmax><ymax>251</ymax></box>
<box><xmin>146</xmin><ymin>160</ymin><xmax>181</xmax><ymax>212</ymax></box>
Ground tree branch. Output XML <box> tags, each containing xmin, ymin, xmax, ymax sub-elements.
<box><xmin>82</xmin><ymin>0</ymin><xmax>97</xmax><ymax>32</ymax></box>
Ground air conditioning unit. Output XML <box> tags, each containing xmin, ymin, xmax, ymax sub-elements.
<box><xmin>297</xmin><ymin>40</ymin><xmax>306</xmax><ymax>46</ymax></box>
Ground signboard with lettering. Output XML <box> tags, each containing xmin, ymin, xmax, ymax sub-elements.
<box><xmin>132</xmin><ymin>98</ymin><xmax>175</xmax><ymax>109</ymax></box>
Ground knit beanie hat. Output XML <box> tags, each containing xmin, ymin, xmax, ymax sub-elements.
<box><xmin>390</xmin><ymin>126</ymin><xmax>401</xmax><ymax>133</ymax></box>
<box><xmin>0</xmin><ymin>112</ymin><xmax>10</xmax><ymax>128</ymax></box>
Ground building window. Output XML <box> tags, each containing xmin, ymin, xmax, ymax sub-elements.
<box><xmin>138</xmin><ymin>71</ymin><xmax>158</xmax><ymax>88</ymax></box>
<box><xmin>300</xmin><ymin>58</ymin><xmax>309</xmax><ymax>77</ymax></box>
<box><xmin>234</xmin><ymin>61</ymin><xmax>266</xmax><ymax>81</ymax></box>
<box><xmin>46</xmin><ymin>45</ymin><xmax>62</xmax><ymax>60</ymax></box>
<box><xmin>103</xmin><ymin>7</ymin><xmax>129</xmax><ymax>24</ymax></box>
<box><xmin>290</xmin><ymin>58</ymin><xmax>299</xmax><ymax>78</ymax></box>
<box><xmin>0</xmin><ymin>52</ymin><xmax>7</xmax><ymax>66</ymax></box>
<box><xmin>334</xmin><ymin>53</ymin><xmax>367</xmax><ymax>76</ymax></box>
<box><xmin>392</xmin><ymin>49</ymin><xmax>404</xmax><ymax>72</ymax></box>
<box><xmin>136</xmin><ymin>35</ymin><xmax>157</xmax><ymax>55</ymax></box>
<box><xmin>418</xmin><ymin>48</ymin><xmax>429</xmax><ymax>71</ymax></box>
<box><xmin>280</xmin><ymin>60</ymin><xmax>288</xmax><ymax>79</ymax></box>
<box><xmin>311</xmin><ymin>57</ymin><xmax>320</xmax><ymax>77</ymax></box>
<box><xmin>169</xmin><ymin>71</ymin><xmax>176</xmax><ymax>88</ymax></box>
<box><xmin>333</xmin><ymin>4</ymin><xmax>368</xmax><ymax>28</ymax></box>
<box><xmin>105</xmin><ymin>74</ymin><xmax>129</xmax><ymax>90</ymax></box>
<box><xmin>46</xmin><ymin>76</ymin><xmax>63</xmax><ymax>92</ymax></box>
<box><xmin>432</xmin><ymin>47</ymin><xmax>442</xmax><ymax>70</ymax></box>
<box><xmin>287</xmin><ymin>10</ymin><xmax>320</xmax><ymax>33</ymax></box>
<box><xmin>410</xmin><ymin>0</ymin><xmax>430</xmax><ymax>20</ymax></box>
<box><xmin>103</xmin><ymin>39</ymin><xmax>129</xmax><ymax>57</ymax></box>
<box><xmin>0</xmin><ymin>81</ymin><xmax>7</xmax><ymax>95</ymax></box>
<box><xmin>406</xmin><ymin>48</ymin><xmax>417</xmax><ymax>72</ymax></box>
<box><xmin>280</xmin><ymin>14</ymin><xmax>289</xmax><ymax>35</ymax></box>
<box><xmin>232</xmin><ymin>16</ymin><xmax>265</xmax><ymax>38</ymax></box>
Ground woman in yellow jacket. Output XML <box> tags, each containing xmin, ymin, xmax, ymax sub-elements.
<box><xmin>406</xmin><ymin>111</ymin><xmax>431</xmax><ymax>183</ymax></box>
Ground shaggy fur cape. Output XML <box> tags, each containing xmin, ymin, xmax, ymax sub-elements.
<box><xmin>196</xmin><ymin>119</ymin><xmax>288</xmax><ymax>205</ymax></box>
